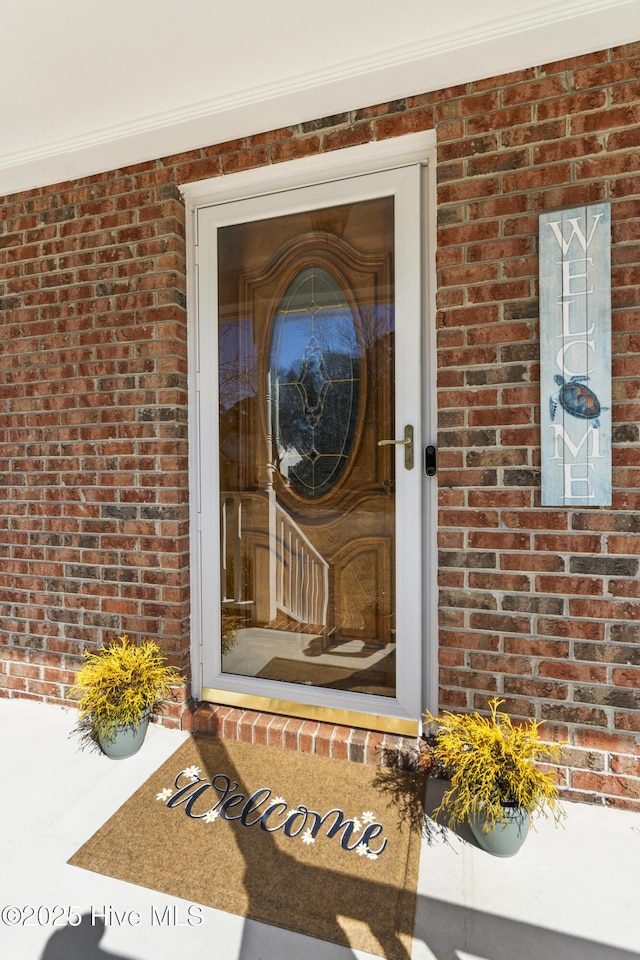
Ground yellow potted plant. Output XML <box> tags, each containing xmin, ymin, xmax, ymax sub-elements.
<box><xmin>68</xmin><ymin>634</ymin><xmax>185</xmax><ymax>760</ymax></box>
<box><xmin>422</xmin><ymin>697</ymin><xmax>565</xmax><ymax>856</ymax></box>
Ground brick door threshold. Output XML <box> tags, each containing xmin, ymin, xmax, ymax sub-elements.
<box><xmin>179</xmin><ymin>701</ymin><xmax>418</xmax><ymax>766</ymax></box>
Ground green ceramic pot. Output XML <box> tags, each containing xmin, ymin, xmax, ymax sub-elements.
<box><xmin>98</xmin><ymin>710</ymin><xmax>151</xmax><ymax>760</ymax></box>
<box><xmin>468</xmin><ymin>803</ymin><xmax>530</xmax><ymax>857</ymax></box>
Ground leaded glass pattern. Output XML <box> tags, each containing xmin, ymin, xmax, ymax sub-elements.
<box><xmin>269</xmin><ymin>266</ymin><xmax>361</xmax><ymax>498</ymax></box>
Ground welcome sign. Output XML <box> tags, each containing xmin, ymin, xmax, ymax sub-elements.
<box><xmin>539</xmin><ymin>203</ymin><xmax>612</xmax><ymax>506</ymax></box>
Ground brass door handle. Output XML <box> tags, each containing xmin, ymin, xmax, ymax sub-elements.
<box><xmin>377</xmin><ymin>424</ymin><xmax>414</xmax><ymax>470</ymax></box>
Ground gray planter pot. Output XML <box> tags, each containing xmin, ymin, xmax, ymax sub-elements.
<box><xmin>468</xmin><ymin>803</ymin><xmax>530</xmax><ymax>857</ymax></box>
<box><xmin>98</xmin><ymin>711</ymin><xmax>151</xmax><ymax>760</ymax></box>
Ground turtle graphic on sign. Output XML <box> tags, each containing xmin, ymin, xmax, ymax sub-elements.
<box><xmin>549</xmin><ymin>374</ymin><xmax>607</xmax><ymax>429</ymax></box>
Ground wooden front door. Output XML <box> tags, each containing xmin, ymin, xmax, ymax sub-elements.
<box><xmin>195</xmin><ymin>163</ymin><xmax>424</xmax><ymax>727</ymax></box>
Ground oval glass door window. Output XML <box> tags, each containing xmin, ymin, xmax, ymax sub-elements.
<box><xmin>269</xmin><ymin>266</ymin><xmax>361</xmax><ymax>498</ymax></box>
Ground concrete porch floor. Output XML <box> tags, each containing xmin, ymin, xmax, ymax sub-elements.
<box><xmin>1</xmin><ymin>697</ymin><xmax>639</xmax><ymax>960</ymax></box>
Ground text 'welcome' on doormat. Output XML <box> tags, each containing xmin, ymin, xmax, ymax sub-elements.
<box><xmin>69</xmin><ymin>735</ymin><xmax>425</xmax><ymax>960</ymax></box>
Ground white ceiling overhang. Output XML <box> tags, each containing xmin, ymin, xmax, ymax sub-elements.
<box><xmin>1</xmin><ymin>0</ymin><xmax>640</xmax><ymax>196</ymax></box>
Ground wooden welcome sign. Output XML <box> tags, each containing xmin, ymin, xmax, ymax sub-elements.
<box><xmin>539</xmin><ymin>203</ymin><xmax>612</xmax><ymax>506</ymax></box>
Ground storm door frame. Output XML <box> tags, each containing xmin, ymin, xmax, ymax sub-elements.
<box><xmin>183</xmin><ymin>131</ymin><xmax>438</xmax><ymax>734</ymax></box>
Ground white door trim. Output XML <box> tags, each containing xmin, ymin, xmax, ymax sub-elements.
<box><xmin>184</xmin><ymin>131</ymin><xmax>438</xmax><ymax>727</ymax></box>
<box><xmin>181</xmin><ymin>131</ymin><xmax>435</xmax><ymax>207</ymax></box>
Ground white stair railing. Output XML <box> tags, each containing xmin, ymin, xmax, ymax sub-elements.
<box><xmin>221</xmin><ymin>492</ymin><xmax>328</xmax><ymax>629</ymax></box>
<box><xmin>274</xmin><ymin>500</ymin><xmax>328</xmax><ymax>627</ymax></box>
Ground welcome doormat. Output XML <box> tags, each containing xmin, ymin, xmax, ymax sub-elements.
<box><xmin>69</xmin><ymin>735</ymin><xmax>424</xmax><ymax>959</ymax></box>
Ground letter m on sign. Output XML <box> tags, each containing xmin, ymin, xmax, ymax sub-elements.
<box><xmin>539</xmin><ymin>203</ymin><xmax>611</xmax><ymax>506</ymax></box>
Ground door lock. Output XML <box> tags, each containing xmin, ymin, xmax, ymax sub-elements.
<box><xmin>377</xmin><ymin>424</ymin><xmax>414</xmax><ymax>470</ymax></box>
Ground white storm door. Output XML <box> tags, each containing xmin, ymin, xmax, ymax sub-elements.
<box><xmin>193</xmin><ymin>161</ymin><xmax>426</xmax><ymax>732</ymax></box>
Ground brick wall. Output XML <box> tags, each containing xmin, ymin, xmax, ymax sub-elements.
<box><xmin>1</xmin><ymin>41</ymin><xmax>639</xmax><ymax>806</ymax></box>
<box><xmin>431</xmin><ymin>44</ymin><xmax>640</xmax><ymax>810</ymax></box>
<box><xmin>0</xmin><ymin>174</ymin><xmax>191</xmax><ymax>701</ymax></box>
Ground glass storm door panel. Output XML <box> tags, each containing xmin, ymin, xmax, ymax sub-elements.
<box><xmin>196</xmin><ymin>166</ymin><xmax>423</xmax><ymax>727</ymax></box>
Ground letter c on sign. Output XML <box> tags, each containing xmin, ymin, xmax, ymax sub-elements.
<box><xmin>555</xmin><ymin>339</ymin><xmax>595</xmax><ymax>378</ymax></box>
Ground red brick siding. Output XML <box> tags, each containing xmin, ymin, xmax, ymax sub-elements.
<box><xmin>431</xmin><ymin>42</ymin><xmax>640</xmax><ymax>810</ymax></box>
<box><xmin>2</xmin><ymin>41</ymin><xmax>640</xmax><ymax>803</ymax></box>
<box><xmin>0</xmin><ymin>175</ymin><xmax>191</xmax><ymax>700</ymax></box>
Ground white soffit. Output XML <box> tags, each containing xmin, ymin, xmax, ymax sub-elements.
<box><xmin>1</xmin><ymin>0</ymin><xmax>640</xmax><ymax>196</ymax></box>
